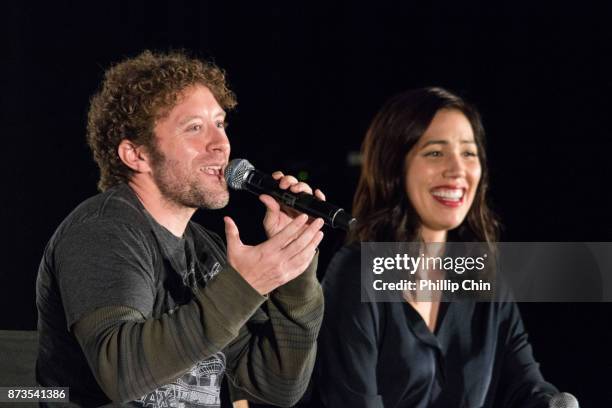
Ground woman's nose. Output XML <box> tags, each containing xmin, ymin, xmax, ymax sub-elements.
<box><xmin>443</xmin><ymin>153</ymin><xmax>465</xmax><ymax>178</ymax></box>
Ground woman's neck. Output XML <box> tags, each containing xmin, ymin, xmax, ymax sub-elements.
<box><xmin>419</xmin><ymin>227</ymin><xmax>447</xmax><ymax>243</ymax></box>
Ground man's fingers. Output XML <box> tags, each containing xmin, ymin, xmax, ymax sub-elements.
<box><xmin>224</xmin><ymin>216</ymin><xmax>243</xmax><ymax>249</ymax></box>
<box><xmin>259</xmin><ymin>194</ymin><xmax>280</xmax><ymax>212</ymax></box>
<box><xmin>263</xmin><ymin>213</ymin><xmax>310</xmax><ymax>249</ymax></box>
<box><xmin>288</xmin><ymin>230</ymin><xmax>324</xmax><ymax>270</ymax></box>
<box><xmin>281</xmin><ymin>221</ymin><xmax>311</xmax><ymax>249</ymax></box>
<box><xmin>278</xmin><ymin>175</ymin><xmax>299</xmax><ymax>189</ymax></box>
<box><xmin>289</xmin><ymin>181</ymin><xmax>313</xmax><ymax>195</ymax></box>
<box><xmin>273</xmin><ymin>171</ymin><xmax>321</xmax><ymax>199</ymax></box>
<box><xmin>314</xmin><ymin>188</ymin><xmax>326</xmax><ymax>201</ymax></box>
<box><xmin>283</xmin><ymin>218</ymin><xmax>324</xmax><ymax>258</ymax></box>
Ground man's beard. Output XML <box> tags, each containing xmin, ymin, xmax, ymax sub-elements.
<box><xmin>148</xmin><ymin>145</ymin><xmax>229</xmax><ymax>210</ymax></box>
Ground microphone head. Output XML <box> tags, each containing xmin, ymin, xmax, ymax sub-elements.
<box><xmin>549</xmin><ymin>392</ymin><xmax>579</xmax><ymax>408</ymax></box>
<box><xmin>224</xmin><ymin>158</ymin><xmax>254</xmax><ymax>190</ymax></box>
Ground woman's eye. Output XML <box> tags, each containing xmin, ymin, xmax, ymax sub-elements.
<box><xmin>424</xmin><ymin>151</ymin><xmax>442</xmax><ymax>157</ymax></box>
<box><xmin>463</xmin><ymin>151</ymin><xmax>478</xmax><ymax>157</ymax></box>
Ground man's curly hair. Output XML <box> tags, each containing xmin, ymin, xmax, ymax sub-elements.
<box><xmin>87</xmin><ymin>50</ymin><xmax>237</xmax><ymax>191</ymax></box>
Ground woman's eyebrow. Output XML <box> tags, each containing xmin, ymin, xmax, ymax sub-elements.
<box><xmin>422</xmin><ymin>139</ymin><xmax>476</xmax><ymax>147</ymax></box>
<box><xmin>422</xmin><ymin>139</ymin><xmax>448</xmax><ymax>147</ymax></box>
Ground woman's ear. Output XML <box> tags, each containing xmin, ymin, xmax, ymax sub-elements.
<box><xmin>117</xmin><ymin>139</ymin><xmax>152</xmax><ymax>174</ymax></box>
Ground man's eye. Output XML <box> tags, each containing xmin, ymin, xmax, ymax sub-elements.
<box><xmin>215</xmin><ymin>121</ymin><xmax>227</xmax><ymax>129</ymax></box>
<box><xmin>188</xmin><ymin>124</ymin><xmax>202</xmax><ymax>132</ymax></box>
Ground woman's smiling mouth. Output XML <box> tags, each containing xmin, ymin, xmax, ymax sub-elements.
<box><xmin>430</xmin><ymin>187</ymin><xmax>465</xmax><ymax>207</ymax></box>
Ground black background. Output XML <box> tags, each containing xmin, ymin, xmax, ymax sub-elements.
<box><xmin>2</xmin><ymin>1</ymin><xmax>611</xmax><ymax>405</ymax></box>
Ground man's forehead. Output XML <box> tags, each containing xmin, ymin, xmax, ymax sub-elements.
<box><xmin>163</xmin><ymin>84</ymin><xmax>225</xmax><ymax>120</ymax></box>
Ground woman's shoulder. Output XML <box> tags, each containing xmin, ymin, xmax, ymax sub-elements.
<box><xmin>322</xmin><ymin>242</ymin><xmax>362</xmax><ymax>285</ymax></box>
<box><xmin>321</xmin><ymin>242</ymin><xmax>384</xmax><ymax>321</ymax></box>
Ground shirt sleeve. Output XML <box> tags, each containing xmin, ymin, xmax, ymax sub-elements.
<box><xmin>60</xmin><ymin>219</ymin><xmax>266</xmax><ymax>402</ymax></box>
<box><xmin>72</xmin><ymin>261</ymin><xmax>267</xmax><ymax>403</ymax></box>
<box><xmin>493</xmin><ymin>287</ymin><xmax>558</xmax><ymax>408</ymax></box>
<box><xmin>224</xmin><ymin>251</ymin><xmax>324</xmax><ymax>407</ymax></box>
<box><xmin>54</xmin><ymin>220</ymin><xmax>157</xmax><ymax>328</ymax></box>
<box><xmin>316</xmin><ymin>247</ymin><xmax>386</xmax><ymax>408</ymax></box>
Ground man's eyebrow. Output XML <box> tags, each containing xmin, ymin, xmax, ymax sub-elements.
<box><xmin>178</xmin><ymin>115</ymin><xmax>203</xmax><ymax>125</ymax></box>
<box><xmin>177</xmin><ymin>112</ymin><xmax>226</xmax><ymax>125</ymax></box>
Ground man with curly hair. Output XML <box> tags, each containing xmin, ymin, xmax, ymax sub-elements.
<box><xmin>35</xmin><ymin>50</ymin><xmax>325</xmax><ymax>407</ymax></box>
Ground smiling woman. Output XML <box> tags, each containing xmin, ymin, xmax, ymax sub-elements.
<box><xmin>405</xmin><ymin>109</ymin><xmax>482</xmax><ymax>241</ymax></box>
<box><xmin>316</xmin><ymin>87</ymin><xmax>559</xmax><ymax>408</ymax></box>
<box><xmin>348</xmin><ymin>87</ymin><xmax>498</xmax><ymax>245</ymax></box>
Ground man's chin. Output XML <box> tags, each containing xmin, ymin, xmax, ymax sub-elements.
<box><xmin>199</xmin><ymin>192</ymin><xmax>230</xmax><ymax>210</ymax></box>
<box><xmin>164</xmin><ymin>187</ymin><xmax>229</xmax><ymax>210</ymax></box>
<box><xmin>202</xmin><ymin>200</ymin><xmax>229</xmax><ymax>210</ymax></box>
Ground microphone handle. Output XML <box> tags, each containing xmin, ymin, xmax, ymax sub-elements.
<box><xmin>244</xmin><ymin>169</ymin><xmax>355</xmax><ymax>231</ymax></box>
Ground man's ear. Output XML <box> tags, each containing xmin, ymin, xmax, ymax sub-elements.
<box><xmin>117</xmin><ymin>139</ymin><xmax>152</xmax><ymax>173</ymax></box>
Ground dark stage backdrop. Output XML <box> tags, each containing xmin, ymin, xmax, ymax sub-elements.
<box><xmin>2</xmin><ymin>1</ymin><xmax>611</xmax><ymax>406</ymax></box>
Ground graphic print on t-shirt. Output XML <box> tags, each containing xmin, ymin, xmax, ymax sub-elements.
<box><xmin>136</xmin><ymin>352</ymin><xmax>226</xmax><ymax>408</ymax></box>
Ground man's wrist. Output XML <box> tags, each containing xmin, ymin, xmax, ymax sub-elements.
<box><xmin>273</xmin><ymin>251</ymin><xmax>321</xmax><ymax>299</ymax></box>
<box><xmin>195</xmin><ymin>264</ymin><xmax>267</xmax><ymax>334</ymax></box>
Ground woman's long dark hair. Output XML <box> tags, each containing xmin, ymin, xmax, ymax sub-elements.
<box><xmin>348</xmin><ymin>87</ymin><xmax>499</xmax><ymax>243</ymax></box>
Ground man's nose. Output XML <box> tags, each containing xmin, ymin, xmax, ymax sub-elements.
<box><xmin>207</xmin><ymin>127</ymin><xmax>230</xmax><ymax>155</ymax></box>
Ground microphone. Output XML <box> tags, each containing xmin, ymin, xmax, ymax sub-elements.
<box><xmin>549</xmin><ymin>392</ymin><xmax>579</xmax><ymax>408</ymax></box>
<box><xmin>224</xmin><ymin>159</ymin><xmax>356</xmax><ymax>231</ymax></box>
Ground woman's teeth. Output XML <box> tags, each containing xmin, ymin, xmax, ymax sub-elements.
<box><xmin>431</xmin><ymin>188</ymin><xmax>464</xmax><ymax>201</ymax></box>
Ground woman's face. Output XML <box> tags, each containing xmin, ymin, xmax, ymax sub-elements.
<box><xmin>405</xmin><ymin>109</ymin><xmax>481</xmax><ymax>238</ymax></box>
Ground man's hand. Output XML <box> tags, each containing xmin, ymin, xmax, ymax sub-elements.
<box><xmin>259</xmin><ymin>171</ymin><xmax>327</xmax><ymax>238</ymax></box>
<box><xmin>224</xmin><ymin>214</ymin><xmax>324</xmax><ymax>295</ymax></box>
